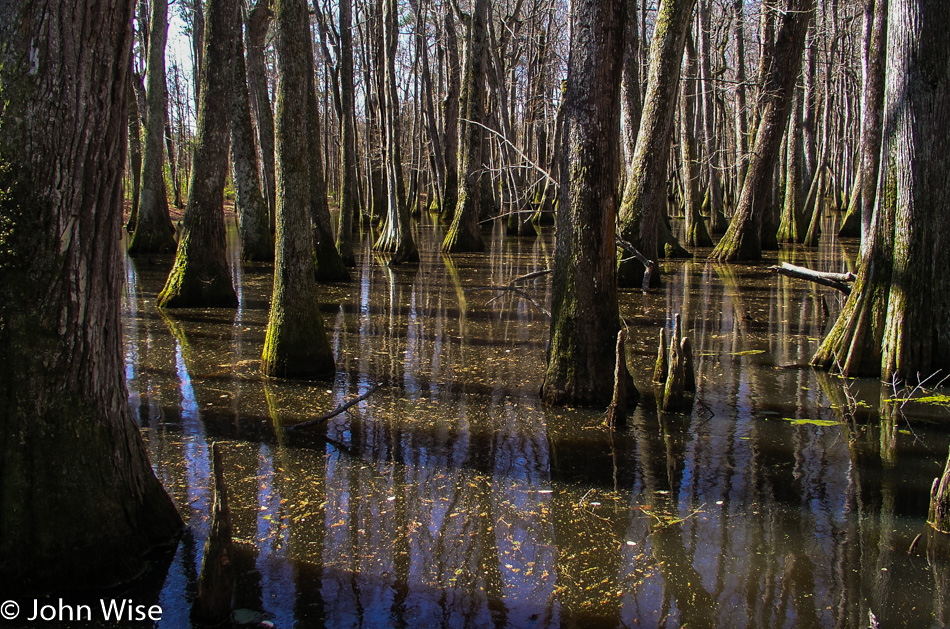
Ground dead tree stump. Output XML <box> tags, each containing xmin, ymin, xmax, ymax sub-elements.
<box><xmin>655</xmin><ymin>314</ymin><xmax>696</xmax><ymax>413</ymax></box>
<box><xmin>606</xmin><ymin>329</ymin><xmax>630</xmax><ymax>430</ymax></box>
<box><xmin>929</xmin><ymin>443</ymin><xmax>950</xmax><ymax>534</ymax></box>
<box><xmin>191</xmin><ymin>442</ymin><xmax>235</xmax><ymax>625</ymax></box>
<box><xmin>653</xmin><ymin>328</ymin><xmax>668</xmax><ymax>384</ymax></box>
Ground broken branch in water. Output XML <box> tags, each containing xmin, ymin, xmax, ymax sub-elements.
<box><xmin>769</xmin><ymin>262</ymin><xmax>856</xmax><ymax>294</ymax></box>
<box><xmin>615</xmin><ymin>236</ymin><xmax>656</xmax><ymax>293</ymax></box>
<box><xmin>286</xmin><ymin>384</ymin><xmax>381</xmax><ymax>431</ymax></box>
<box><xmin>468</xmin><ymin>269</ymin><xmax>552</xmax><ymax>317</ymax></box>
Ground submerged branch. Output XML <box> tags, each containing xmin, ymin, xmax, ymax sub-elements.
<box><xmin>769</xmin><ymin>262</ymin><xmax>856</xmax><ymax>294</ymax></box>
<box><xmin>468</xmin><ymin>269</ymin><xmax>552</xmax><ymax>317</ymax></box>
<box><xmin>616</xmin><ymin>236</ymin><xmax>656</xmax><ymax>292</ymax></box>
<box><xmin>286</xmin><ymin>384</ymin><xmax>382</xmax><ymax>431</ymax></box>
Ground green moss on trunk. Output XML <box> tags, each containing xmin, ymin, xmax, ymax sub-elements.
<box><xmin>157</xmin><ymin>0</ymin><xmax>238</xmax><ymax>308</ymax></box>
<box><xmin>261</xmin><ymin>0</ymin><xmax>336</xmax><ymax>380</ymax></box>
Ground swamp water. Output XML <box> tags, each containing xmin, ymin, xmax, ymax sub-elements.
<box><xmin>114</xmin><ymin>218</ymin><xmax>950</xmax><ymax>627</ymax></box>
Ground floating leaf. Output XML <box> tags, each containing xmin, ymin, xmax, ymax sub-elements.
<box><xmin>782</xmin><ymin>418</ymin><xmax>838</xmax><ymax>427</ymax></box>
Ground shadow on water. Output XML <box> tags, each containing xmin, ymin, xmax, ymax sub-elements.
<box><xmin>106</xmin><ymin>216</ymin><xmax>950</xmax><ymax>627</ymax></box>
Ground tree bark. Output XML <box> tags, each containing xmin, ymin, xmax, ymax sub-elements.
<box><xmin>127</xmin><ymin>77</ymin><xmax>143</xmax><ymax>233</ymax></box>
<box><xmin>442</xmin><ymin>0</ymin><xmax>489</xmax><ymax>253</ymax></box>
<box><xmin>811</xmin><ymin>0</ymin><xmax>950</xmax><ymax>380</ymax></box>
<box><xmin>681</xmin><ymin>33</ymin><xmax>713</xmax><ymax>247</ymax></box>
<box><xmin>840</xmin><ymin>0</ymin><xmax>888</xmax><ymax>247</ymax></box>
<box><xmin>541</xmin><ymin>0</ymin><xmax>636</xmax><ymax>408</ymax></box>
<box><xmin>373</xmin><ymin>0</ymin><xmax>419</xmax><ymax>265</ymax></box>
<box><xmin>261</xmin><ymin>0</ymin><xmax>336</xmax><ymax>379</ymax></box>
<box><xmin>0</xmin><ymin>0</ymin><xmax>181</xmax><ymax>589</ymax></box>
<box><xmin>697</xmin><ymin>0</ymin><xmax>728</xmax><ymax>234</ymax></box>
<box><xmin>709</xmin><ymin>0</ymin><xmax>815</xmax><ymax>262</ymax></box>
<box><xmin>307</xmin><ymin>46</ymin><xmax>351</xmax><ymax>283</ymax></box>
<box><xmin>157</xmin><ymin>0</ymin><xmax>239</xmax><ymax>308</ymax></box>
<box><xmin>129</xmin><ymin>0</ymin><xmax>177</xmax><ymax>254</ymax></box>
<box><xmin>440</xmin><ymin>3</ymin><xmax>462</xmax><ymax>223</ymax></box>
<box><xmin>335</xmin><ymin>0</ymin><xmax>360</xmax><ymax>266</ymax></box>
<box><xmin>231</xmin><ymin>22</ymin><xmax>274</xmax><ymax>262</ymax></box>
<box><xmin>247</xmin><ymin>0</ymin><xmax>277</xmax><ymax>232</ymax></box>
<box><xmin>617</xmin><ymin>0</ymin><xmax>696</xmax><ymax>288</ymax></box>
<box><xmin>732</xmin><ymin>0</ymin><xmax>749</xmax><ymax>190</ymax></box>
<box><xmin>777</xmin><ymin>88</ymin><xmax>805</xmax><ymax>243</ymax></box>
<box><xmin>621</xmin><ymin>0</ymin><xmax>642</xmax><ymax>164</ymax></box>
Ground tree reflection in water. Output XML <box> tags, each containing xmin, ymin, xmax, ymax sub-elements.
<box><xmin>122</xmin><ymin>220</ymin><xmax>950</xmax><ymax>627</ymax></box>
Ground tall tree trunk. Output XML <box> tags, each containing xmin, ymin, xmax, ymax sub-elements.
<box><xmin>247</xmin><ymin>0</ymin><xmax>277</xmax><ymax>232</ymax></box>
<box><xmin>617</xmin><ymin>0</ymin><xmax>696</xmax><ymax>289</ymax></box>
<box><xmin>777</xmin><ymin>88</ymin><xmax>805</xmax><ymax>243</ymax></box>
<box><xmin>129</xmin><ymin>0</ymin><xmax>177</xmax><ymax>254</ymax></box>
<box><xmin>157</xmin><ymin>0</ymin><xmax>239</xmax><ymax>308</ymax></box>
<box><xmin>542</xmin><ymin>0</ymin><xmax>637</xmax><ymax>408</ymax></box>
<box><xmin>733</xmin><ymin>0</ymin><xmax>749</xmax><ymax>191</ymax></box>
<box><xmin>127</xmin><ymin>78</ymin><xmax>143</xmax><ymax>233</ymax></box>
<box><xmin>373</xmin><ymin>0</ymin><xmax>419</xmax><ymax>264</ymax></box>
<box><xmin>709</xmin><ymin>0</ymin><xmax>815</xmax><ymax>262</ymax></box>
<box><xmin>440</xmin><ymin>3</ymin><xmax>462</xmax><ymax>223</ymax></box>
<box><xmin>681</xmin><ymin>34</ymin><xmax>713</xmax><ymax>247</ymax></box>
<box><xmin>621</xmin><ymin>0</ymin><xmax>642</xmax><ymax>164</ymax></box>
<box><xmin>307</xmin><ymin>45</ymin><xmax>351</xmax><ymax>282</ymax></box>
<box><xmin>442</xmin><ymin>0</ymin><xmax>489</xmax><ymax>253</ymax></box>
<box><xmin>261</xmin><ymin>0</ymin><xmax>336</xmax><ymax>379</ymax></box>
<box><xmin>230</xmin><ymin>20</ymin><xmax>274</xmax><ymax>262</ymax></box>
<box><xmin>840</xmin><ymin>0</ymin><xmax>887</xmax><ymax>246</ymax></box>
<box><xmin>335</xmin><ymin>0</ymin><xmax>359</xmax><ymax>266</ymax></box>
<box><xmin>697</xmin><ymin>0</ymin><xmax>727</xmax><ymax>234</ymax></box>
<box><xmin>164</xmin><ymin>120</ymin><xmax>183</xmax><ymax>208</ymax></box>
<box><xmin>0</xmin><ymin>0</ymin><xmax>181</xmax><ymax>588</ymax></box>
<box><xmin>188</xmin><ymin>0</ymin><xmax>206</xmax><ymax>112</ymax></box>
<box><xmin>812</xmin><ymin>0</ymin><xmax>950</xmax><ymax>380</ymax></box>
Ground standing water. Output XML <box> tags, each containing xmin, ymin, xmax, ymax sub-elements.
<box><xmin>120</xmin><ymin>217</ymin><xmax>950</xmax><ymax>628</ymax></box>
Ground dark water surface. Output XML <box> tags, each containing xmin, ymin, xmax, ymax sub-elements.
<box><xmin>119</xmin><ymin>218</ymin><xmax>950</xmax><ymax>628</ymax></box>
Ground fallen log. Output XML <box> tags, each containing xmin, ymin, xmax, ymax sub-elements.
<box><xmin>769</xmin><ymin>262</ymin><xmax>856</xmax><ymax>294</ymax></box>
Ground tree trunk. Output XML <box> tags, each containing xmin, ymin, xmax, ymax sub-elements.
<box><xmin>127</xmin><ymin>78</ymin><xmax>143</xmax><ymax>233</ymax></box>
<box><xmin>777</xmin><ymin>89</ymin><xmax>805</xmax><ymax>243</ymax></box>
<box><xmin>811</xmin><ymin>0</ymin><xmax>950</xmax><ymax>380</ymax></box>
<box><xmin>541</xmin><ymin>0</ymin><xmax>636</xmax><ymax>408</ymax></box>
<box><xmin>442</xmin><ymin>0</ymin><xmax>489</xmax><ymax>253</ymax></box>
<box><xmin>709</xmin><ymin>0</ymin><xmax>815</xmax><ymax>262</ymax></box>
<box><xmin>129</xmin><ymin>0</ymin><xmax>177</xmax><ymax>254</ymax></box>
<box><xmin>247</xmin><ymin>0</ymin><xmax>277</xmax><ymax>232</ymax></box>
<box><xmin>157</xmin><ymin>0</ymin><xmax>239</xmax><ymax>308</ymax></box>
<box><xmin>373</xmin><ymin>0</ymin><xmax>419</xmax><ymax>265</ymax></box>
<box><xmin>0</xmin><ymin>0</ymin><xmax>181</xmax><ymax>589</ymax></box>
<box><xmin>732</xmin><ymin>0</ymin><xmax>749</xmax><ymax>190</ymax></box>
<box><xmin>617</xmin><ymin>0</ymin><xmax>696</xmax><ymax>288</ymax></box>
<box><xmin>261</xmin><ymin>0</ymin><xmax>336</xmax><ymax>379</ymax></box>
<box><xmin>231</xmin><ymin>23</ymin><xmax>274</xmax><ymax>262</ymax></box>
<box><xmin>307</xmin><ymin>48</ymin><xmax>351</xmax><ymax>283</ymax></box>
<box><xmin>840</xmin><ymin>0</ymin><xmax>887</xmax><ymax>247</ymax></box>
<box><xmin>697</xmin><ymin>0</ymin><xmax>728</xmax><ymax>234</ymax></box>
<box><xmin>440</xmin><ymin>3</ymin><xmax>462</xmax><ymax>223</ymax></box>
<box><xmin>335</xmin><ymin>0</ymin><xmax>359</xmax><ymax>266</ymax></box>
<box><xmin>189</xmin><ymin>0</ymin><xmax>206</xmax><ymax>113</ymax></box>
<box><xmin>621</xmin><ymin>0</ymin><xmax>642</xmax><ymax>164</ymax></box>
<box><xmin>681</xmin><ymin>33</ymin><xmax>713</xmax><ymax>247</ymax></box>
